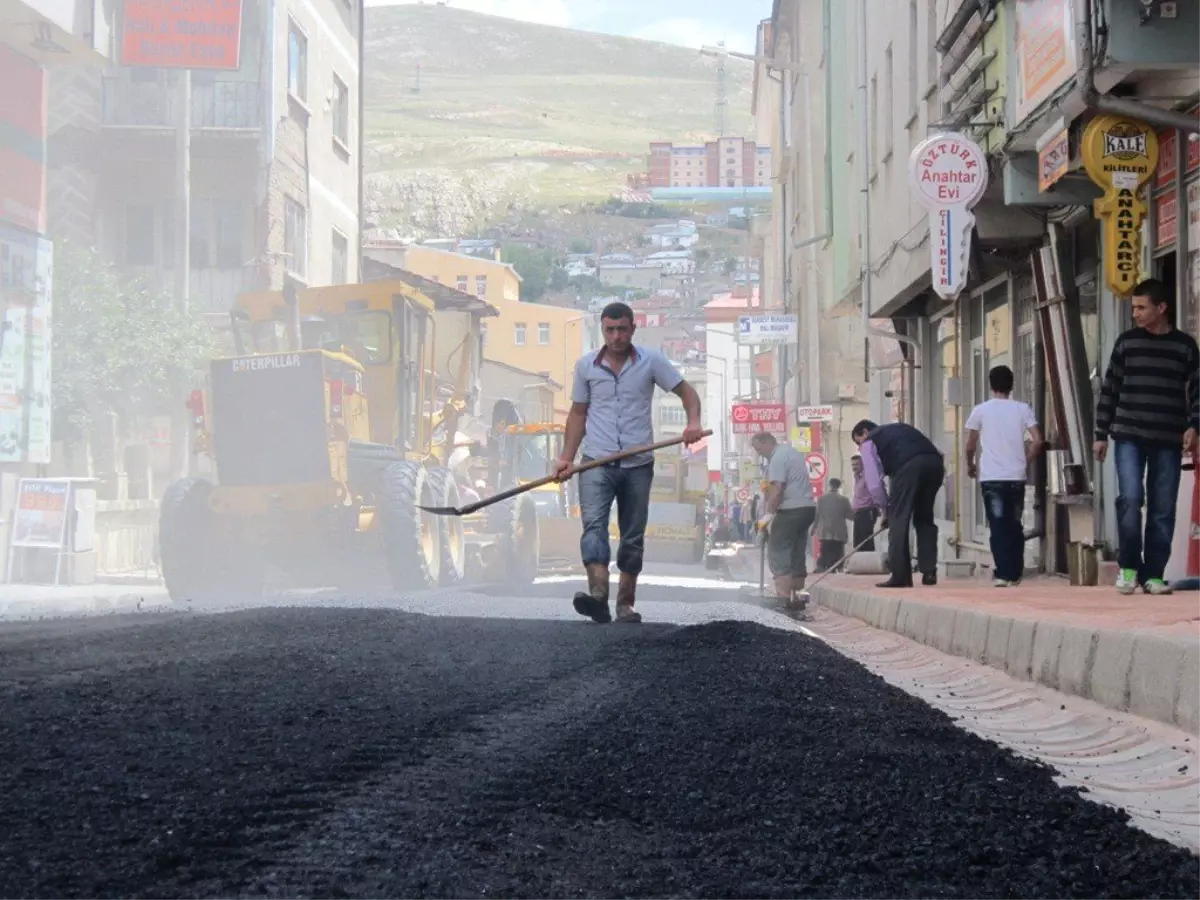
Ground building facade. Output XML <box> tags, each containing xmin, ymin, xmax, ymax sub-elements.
<box><xmin>648</xmin><ymin>138</ymin><xmax>772</xmax><ymax>189</ymax></box>
<box><xmin>766</xmin><ymin>0</ymin><xmax>1199</xmax><ymax>582</ymax></box>
<box><xmin>47</xmin><ymin>0</ymin><xmax>364</xmax><ymax>315</ymax></box>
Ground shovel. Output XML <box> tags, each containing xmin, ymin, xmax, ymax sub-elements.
<box><xmin>794</xmin><ymin>524</ymin><xmax>887</xmax><ymax>605</ymax></box>
<box><xmin>418</xmin><ymin>430</ymin><xmax>714</xmax><ymax>517</ymax></box>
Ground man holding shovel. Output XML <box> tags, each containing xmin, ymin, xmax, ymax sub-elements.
<box><xmin>553</xmin><ymin>302</ymin><xmax>704</xmax><ymax>624</ymax></box>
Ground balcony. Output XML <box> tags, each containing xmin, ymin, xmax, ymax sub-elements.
<box><xmin>102</xmin><ymin>76</ymin><xmax>262</xmax><ymax>131</ymax></box>
<box><xmin>124</xmin><ymin>265</ymin><xmax>257</xmax><ymax>314</ymax></box>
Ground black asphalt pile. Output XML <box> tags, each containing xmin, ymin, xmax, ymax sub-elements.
<box><xmin>0</xmin><ymin>609</ymin><xmax>1195</xmax><ymax>899</ymax></box>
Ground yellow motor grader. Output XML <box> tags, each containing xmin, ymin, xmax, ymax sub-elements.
<box><xmin>158</xmin><ymin>272</ymin><xmax>540</xmax><ymax>602</ymax></box>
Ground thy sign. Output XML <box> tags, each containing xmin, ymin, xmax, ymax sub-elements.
<box><xmin>730</xmin><ymin>403</ymin><xmax>786</xmax><ymax>435</ymax></box>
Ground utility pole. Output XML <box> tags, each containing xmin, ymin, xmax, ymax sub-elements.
<box><xmin>714</xmin><ymin>40</ymin><xmax>728</xmax><ymax>137</ymax></box>
<box><xmin>170</xmin><ymin>68</ymin><xmax>192</xmax><ymax>482</ymax></box>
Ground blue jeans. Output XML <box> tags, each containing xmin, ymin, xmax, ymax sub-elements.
<box><xmin>579</xmin><ymin>461</ymin><xmax>654</xmax><ymax>576</ymax></box>
<box><xmin>980</xmin><ymin>481</ymin><xmax>1026</xmax><ymax>582</ymax></box>
<box><xmin>1113</xmin><ymin>439</ymin><xmax>1182</xmax><ymax>583</ymax></box>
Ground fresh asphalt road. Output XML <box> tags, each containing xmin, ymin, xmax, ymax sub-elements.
<box><xmin>0</xmin><ymin>568</ymin><xmax>1196</xmax><ymax>899</ymax></box>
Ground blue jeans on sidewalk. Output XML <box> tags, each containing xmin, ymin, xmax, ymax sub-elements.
<box><xmin>1113</xmin><ymin>439</ymin><xmax>1182</xmax><ymax>583</ymax></box>
<box><xmin>980</xmin><ymin>481</ymin><xmax>1026</xmax><ymax>582</ymax></box>
<box><xmin>579</xmin><ymin>460</ymin><xmax>654</xmax><ymax>576</ymax></box>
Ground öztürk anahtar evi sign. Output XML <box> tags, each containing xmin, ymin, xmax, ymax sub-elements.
<box><xmin>1080</xmin><ymin>115</ymin><xmax>1159</xmax><ymax>297</ymax></box>
<box><xmin>908</xmin><ymin>134</ymin><xmax>989</xmax><ymax>300</ymax></box>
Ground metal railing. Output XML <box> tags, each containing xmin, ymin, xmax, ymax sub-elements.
<box><xmin>102</xmin><ymin>77</ymin><xmax>261</xmax><ymax>129</ymax></box>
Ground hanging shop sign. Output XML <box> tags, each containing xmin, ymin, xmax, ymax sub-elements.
<box><xmin>1037</xmin><ymin>126</ymin><xmax>1070</xmax><ymax>192</ymax></box>
<box><xmin>737</xmin><ymin>314</ymin><xmax>797</xmax><ymax>346</ymax></box>
<box><xmin>1156</xmin><ymin>195</ymin><xmax>1178</xmax><ymax>249</ymax></box>
<box><xmin>1012</xmin><ymin>0</ymin><xmax>1076</xmax><ymax>126</ymax></box>
<box><xmin>121</xmin><ymin>0</ymin><xmax>244</xmax><ymax>70</ymax></box>
<box><xmin>730</xmin><ymin>402</ymin><xmax>786</xmax><ymax>435</ymax></box>
<box><xmin>908</xmin><ymin>133</ymin><xmax>990</xmax><ymax>301</ymax></box>
<box><xmin>1080</xmin><ymin>115</ymin><xmax>1159</xmax><ymax>297</ymax></box>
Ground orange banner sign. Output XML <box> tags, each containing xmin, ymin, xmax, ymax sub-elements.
<box><xmin>121</xmin><ymin>0</ymin><xmax>243</xmax><ymax>70</ymax></box>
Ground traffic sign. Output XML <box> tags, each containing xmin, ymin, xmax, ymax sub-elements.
<box><xmin>804</xmin><ymin>451</ymin><xmax>827</xmax><ymax>483</ymax></box>
<box><xmin>796</xmin><ymin>404</ymin><xmax>835</xmax><ymax>422</ymax></box>
<box><xmin>736</xmin><ymin>487</ymin><xmax>750</xmax><ymax>503</ymax></box>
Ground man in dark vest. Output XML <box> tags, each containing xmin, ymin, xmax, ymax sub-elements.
<box><xmin>851</xmin><ymin>419</ymin><xmax>945</xmax><ymax>588</ymax></box>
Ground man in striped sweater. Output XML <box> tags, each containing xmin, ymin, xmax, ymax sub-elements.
<box><xmin>1093</xmin><ymin>279</ymin><xmax>1199</xmax><ymax>596</ymax></box>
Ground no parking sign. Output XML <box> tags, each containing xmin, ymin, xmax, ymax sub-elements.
<box><xmin>804</xmin><ymin>452</ymin><xmax>827</xmax><ymax>484</ymax></box>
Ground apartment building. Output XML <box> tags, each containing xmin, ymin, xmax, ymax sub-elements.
<box><xmin>47</xmin><ymin>0</ymin><xmax>364</xmax><ymax>313</ymax></box>
<box><xmin>764</xmin><ymin>0</ymin><xmax>1199</xmax><ymax>580</ymax></box>
<box><xmin>648</xmin><ymin>138</ymin><xmax>772</xmax><ymax>189</ymax></box>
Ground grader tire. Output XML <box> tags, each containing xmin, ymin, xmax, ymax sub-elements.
<box><xmin>380</xmin><ymin>461</ymin><xmax>441</xmax><ymax>591</ymax></box>
<box><xmin>425</xmin><ymin>466</ymin><xmax>466</xmax><ymax>586</ymax></box>
<box><xmin>487</xmin><ymin>493</ymin><xmax>539</xmax><ymax>585</ymax></box>
<box><xmin>159</xmin><ymin>477</ymin><xmax>263</xmax><ymax>604</ymax></box>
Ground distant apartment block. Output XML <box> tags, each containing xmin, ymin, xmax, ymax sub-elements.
<box><xmin>647</xmin><ymin>137</ymin><xmax>771</xmax><ymax>189</ymax></box>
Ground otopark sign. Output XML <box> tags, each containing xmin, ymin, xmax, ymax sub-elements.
<box><xmin>908</xmin><ymin>134</ymin><xmax>989</xmax><ymax>300</ymax></box>
<box><xmin>1080</xmin><ymin>115</ymin><xmax>1159</xmax><ymax>297</ymax></box>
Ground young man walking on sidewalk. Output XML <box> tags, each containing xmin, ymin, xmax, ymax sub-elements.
<box><xmin>751</xmin><ymin>432</ymin><xmax>817</xmax><ymax>607</ymax></box>
<box><xmin>964</xmin><ymin>365</ymin><xmax>1043</xmax><ymax>587</ymax></box>
<box><xmin>555</xmin><ymin>302</ymin><xmax>703</xmax><ymax>623</ymax></box>
<box><xmin>1094</xmin><ymin>279</ymin><xmax>1199</xmax><ymax>596</ymax></box>
<box><xmin>852</xmin><ymin>420</ymin><xmax>945</xmax><ymax>588</ymax></box>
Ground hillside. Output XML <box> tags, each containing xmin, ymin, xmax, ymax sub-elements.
<box><xmin>363</xmin><ymin>4</ymin><xmax>755</xmax><ymax>237</ymax></box>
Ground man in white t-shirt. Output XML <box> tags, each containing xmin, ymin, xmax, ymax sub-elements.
<box><xmin>965</xmin><ymin>365</ymin><xmax>1044</xmax><ymax>586</ymax></box>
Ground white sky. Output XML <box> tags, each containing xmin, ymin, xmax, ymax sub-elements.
<box><xmin>366</xmin><ymin>0</ymin><xmax>765</xmax><ymax>54</ymax></box>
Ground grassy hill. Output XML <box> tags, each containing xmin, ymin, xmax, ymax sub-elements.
<box><xmin>363</xmin><ymin>4</ymin><xmax>755</xmax><ymax>237</ymax></box>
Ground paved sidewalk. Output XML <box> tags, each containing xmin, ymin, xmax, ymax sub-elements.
<box><xmin>0</xmin><ymin>583</ymin><xmax>172</xmax><ymax>621</ymax></box>
<box><xmin>809</xmin><ymin>575</ymin><xmax>1200</xmax><ymax>734</ymax></box>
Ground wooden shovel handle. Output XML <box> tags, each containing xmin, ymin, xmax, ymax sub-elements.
<box><xmin>457</xmin><ymin>430</ymin><xmax>713</xmax><ymax>517</ymax></box>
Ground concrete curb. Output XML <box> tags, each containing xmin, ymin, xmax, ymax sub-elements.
<box><xmin>811</xmin><ymin>583</ymin><xmax>1200</xmax><ymax>734</ymax></box>
<box><xmin>0</xmin><ymin>588</ymin><xmax>174</xmax><ymax>622</ymax></box>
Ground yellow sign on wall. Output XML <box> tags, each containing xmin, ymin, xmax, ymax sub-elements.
<box><xmin>1080</xmin><ymin>115</ymin><xmax>1158</xmax><ymax>297</ymax></box>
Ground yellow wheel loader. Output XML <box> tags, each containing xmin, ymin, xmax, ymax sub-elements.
<box><xmin>158</xmin><ymin>273</ymin><xmax>540</xmax><ymax>602</ymax></box>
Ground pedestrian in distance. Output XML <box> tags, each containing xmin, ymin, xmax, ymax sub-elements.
<box><xmin>1093</xmin><ymin>278</ymin><xmax>1199</xmax><ymax>596</ymax></box>
<box><xmin>814</xmin><ymin>477</ymin><xmax>853</xmax><ymax>572</ymax></box>
<box><xmin>964</xmin><ymin>364</ymin><xmax>1044</xmax><ymax>587</ymax></box>
<box><xmin>851</xmin><ymin>419</ymin><xmax>946</xmax><ymax>588</ymax></box>
<box><xmin>850</xmin><ymin>454</ymin><xmax>880</xmax><ymax>552</ymax></box>
<box><xmin>554</xmin><ymin>301</ymin><xmax>704</xmax><ymax>623</ymax></box>
<box><xmin>750</xmin><ymin>432</ymin><xmax>816</xmax><ymax>607</ymax></box>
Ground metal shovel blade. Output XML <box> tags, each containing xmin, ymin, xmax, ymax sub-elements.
<box><xmin>417</xmin><ymin>505</ymin><xmax>465</xmax><ymax>516</ymax></box>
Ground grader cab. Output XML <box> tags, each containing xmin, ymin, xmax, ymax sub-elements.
<box><xmin>158</xmin><ymin>274</ymin><xmax>540</xmax><ymax>602</ymax></box>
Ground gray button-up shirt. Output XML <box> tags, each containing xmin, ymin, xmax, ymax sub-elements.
<box><xmin>572</xmin><ymin>344</ymin><xmax>684</xmax><ymax>467</ymax></box>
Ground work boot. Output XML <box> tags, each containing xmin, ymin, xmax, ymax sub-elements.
<box><xmin>573</xmin><ymin>565</ymin><xmax>612</xmax><ymax>623</ymax></box>
<box><xmin>615</xmin><ymin>576</ymin><xmax>642</xmax><ymax>624</ymax></box>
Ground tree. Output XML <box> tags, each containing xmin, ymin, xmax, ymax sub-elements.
<box><xmin>502</xmin><ymin>244</ymin><xmax>556</xmax><ymax>302</ymax></box>
<box><xmin>568</xmin><ymin>238</ymin><xmax>592</xmax><ymax>254</ymax></box>
<box><xmin>52</xmin><ymin>243</ymin><xmax>213</xmax><ymax>444</ymax></box>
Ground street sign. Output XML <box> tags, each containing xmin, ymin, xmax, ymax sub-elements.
<box><xmin>736</xmin><ymin>486</ymin><xmax>750</xmax><ymax>503</ymax></box>
<box><xmin>804</xmin><ymin>452</ymin><xmax>827</xmax><ymax>483</ymax></box>
<box><xmin>737</xmin><ymin>314</ymin><xmax>798</xmax><ymax>346</ymax></box>
<box><xmin>796</xmin><ymin>404</ymin><xmax>835</xmax><ymax>422</ymax></box>
<box><xmin>730</xmin><ymin>402</ymin><xmax>786</xmax><ymax>435</ymax></box>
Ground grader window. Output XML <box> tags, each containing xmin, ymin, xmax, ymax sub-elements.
<box><xmin>300</xmin><ymin>311</ymin><xmax>393</xmax><ymax>364</ymax></box>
